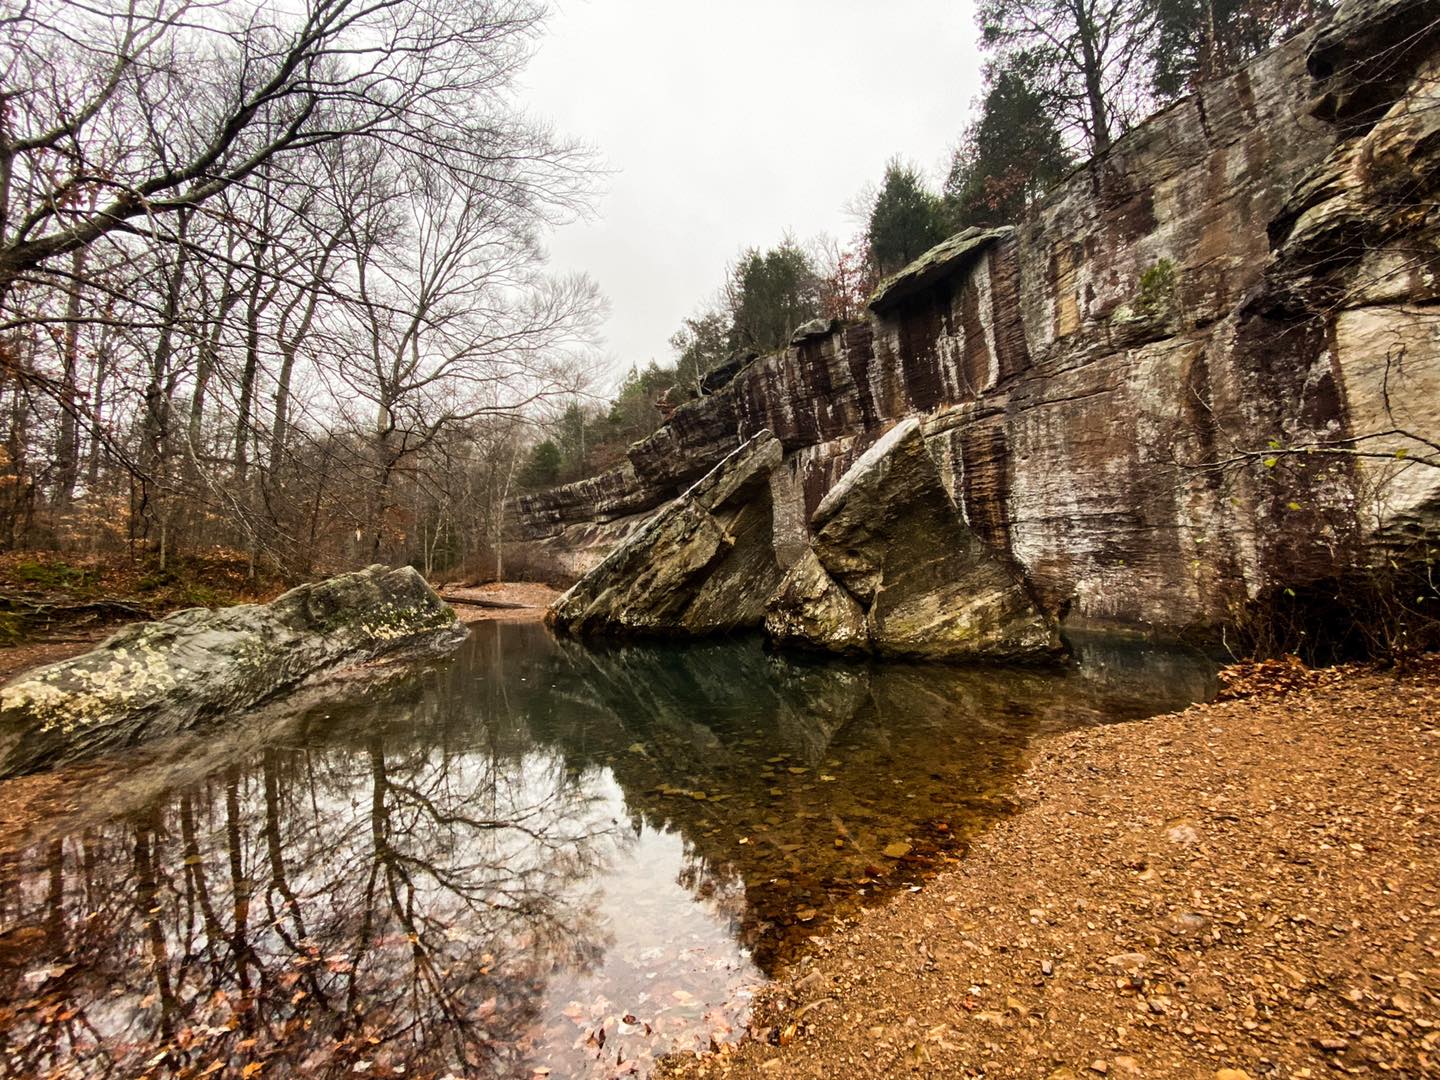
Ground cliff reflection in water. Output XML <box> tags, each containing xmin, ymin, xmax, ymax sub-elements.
<box><xmin>0</xmin><ymin>622</ymin><xmax>1215</xmax><ymax>1079</ymax></box>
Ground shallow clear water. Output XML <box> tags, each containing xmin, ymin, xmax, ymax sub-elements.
<box><xmin>0</xmin><ymin>622</ymin><xmax>1216</xmax><ymax>1079</ymax></box>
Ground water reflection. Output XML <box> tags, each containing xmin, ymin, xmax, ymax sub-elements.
<box><xmin>0</xmin><ymin>623</ymin><xmax>1215</xmax><ymax>1079</ymax></box>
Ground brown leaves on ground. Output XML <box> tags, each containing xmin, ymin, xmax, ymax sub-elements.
<box><xmin>661</xmin><ymin>662</ymin><xmax>1440</xmax><ymax>1079</ymax></box>
<box><xmin>0</xmin><ymin>548</ymin><xmax>283</xmax><ymax>610</ymax></box>
<box><xmin>1215</xmin><ymin>655</ymin><xmax>1342</xmax><ymax>701</ymax></box>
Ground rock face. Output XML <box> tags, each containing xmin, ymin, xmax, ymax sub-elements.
<box><xmin>520</xmin><ymin>0</ymin><xmax>1440</xmax><ymax>641</ymax></box>
<box><xmin>765</xmin><ymin>549</ymin><xmax>869</xmax><ymax>653</ymax></box>
<box><xmin>766</xmin><ymin>420</ymin><xmax>1061</xmax><ymax>659</ymax></box>
<box><xmin>0</xmin><ymin>566</ymin><xmax>464</xmax><ymax>777</ymax></box>
<box><xmin>546</xmin><ymin>432</ymin><xmax>790</xmax><ymax>637</ymax></box>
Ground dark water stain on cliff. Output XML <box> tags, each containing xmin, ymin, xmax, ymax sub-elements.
<box><xmin>0</xmin><ymin>624</ymin><xmax>1216</xmax><ymax>1079</ymax></box>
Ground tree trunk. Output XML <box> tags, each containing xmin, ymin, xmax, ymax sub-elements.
<box><xmin>85</xmin><ymin>336</ymin><xmax>111</xmax><ymax>492</ymax></box>
<box><xmin>1073</xmin><ymin>0</ymin><xmax>1112</xmax><ymax>153</ymax></box>
<box><xmin>53</xmin><ymin>247</ymin><xmax>87</xmax><ymax>506</ymax></box>
<box><xmin>233</xmin><ymin>267</ymin><xmax>264</xmax><ymax>486</ymax></box>
<box><xmin>138</xmin><ymin>213</ymin><xmax>192</xmax><ymax>548</ymax></box>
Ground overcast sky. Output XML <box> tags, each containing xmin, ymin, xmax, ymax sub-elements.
<box><xmin>521</xmin><ymin>0</ymin><xmax>983</xmax><ymax>389</ymax></box>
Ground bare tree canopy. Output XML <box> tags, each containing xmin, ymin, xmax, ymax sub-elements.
<box><xmin>0</xmin><ymin>0</ymin><xmax>604</xmax><ymax>580</ymax></box>
<box><xmin>0</xmin><ymin>0</ymin><xmax>589</xmax><ymax>295</ymax></box>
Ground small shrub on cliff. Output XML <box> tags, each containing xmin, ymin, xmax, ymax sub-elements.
<box><xmin>1138</xmin><ymin>258</ymin><xmax>1178</xmax><ymax>314</ymax></box>
<box><xmin>1234</xmin><ymin>541</ymin><xmax>1440</xmax><ymax>668</ymax></box>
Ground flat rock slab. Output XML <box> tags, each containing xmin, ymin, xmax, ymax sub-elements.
<box><xmin>0</xmin><ymin>565</ymin><xmax>463</xmax><ymax>777</ymax></box>
<box><xmin>547</xmin><ymin>431</ymin><xmax>788</xmax><ymax>637</ymax></box>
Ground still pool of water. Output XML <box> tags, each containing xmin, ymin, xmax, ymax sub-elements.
<box><xmin>0</xmin><ymin>622</ymin><xmax>1217</xmax><ymax>1079</ymax></box>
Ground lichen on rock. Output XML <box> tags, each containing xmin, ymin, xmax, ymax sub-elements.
<box><xmin>764</xmin><ymin>548</ymin><xmax>869</xmax><ymax>653</ymax></box>
<box><xmin>0</xmin><ymin>565</ymin><xmax>464</xmax><ymax>777</ymax></box>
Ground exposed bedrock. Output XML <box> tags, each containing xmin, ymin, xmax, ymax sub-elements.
<box><xmin>766</xmin><ymin>420</ymin><xmax>1062</xmax><ymax>660</ymax></box>
<box><xmin>546</xmin><ymin>432</ymin><xmax>790</xmax><ymax>638</ymax></box>
<box><xmin>0</xmin><ymin>566</ymin><xmax>465</xmax><ymax>778</ymax></box>
<box><xmin>518</xmin><ymin>0</ymin><xmax>1440</xmax><ymax>640</ymax></box>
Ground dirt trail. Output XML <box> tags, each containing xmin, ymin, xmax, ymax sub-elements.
<box><xmin>439</xmin><ymin>580</ymin><xmax>560</xmax><ymax>622</ymax></box>
<box><xmin>663</xmin><ymin>661</ymin><xmax>1440</xmax><ymax>1080</ymax></box>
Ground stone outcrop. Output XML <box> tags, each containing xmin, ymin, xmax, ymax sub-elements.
<box><xmin>766</xmin><ymin>420</ymin><xmax>1061</xmax><ymax>659</ymax></box>
<box><xmin>765</xmin><ymin>549</ymin><xmax>870</xmax><ymax>653</ymax></box>
<box><xmin>546</xmin><ymin>432</ymin><xmax>790</xmax><ymax>637</ymax></box>
<box><xmin>0</xmin><ymin>566</ymin><xmax>464</xmax><ymax>777</ymax></box>
<box><xmin>519</xmin><ymin>0</ymin><xmax>1440</xmax><ymax>642</ymax></box>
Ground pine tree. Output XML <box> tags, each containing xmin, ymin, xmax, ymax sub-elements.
<box><xmin>946</xmin><ymin>62</ymin><xmax>1074</xmax><ymax>227</ymax></box>
<box><xmin>866</xmin><ymin>161</ymin><xmax>951</xmax><ymax>277</ymax></box>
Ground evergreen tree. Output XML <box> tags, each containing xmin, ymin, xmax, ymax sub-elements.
<box><xmin>670</xmin><ymin>309</ymin><xmax>732</xmax><ymax>392</ymax></box>
<box><xmin>606</xmin><ymin>362</ymin><xmax>676</xmax><ymax>436</ymax></box>
<box><xmin>518</xmin><ymin>440</ymin><xmax>562</xmax><ymax>489</ymax></box>
<box><xmin>1152</xmin><ymin>0</ymin><xmax>1327</xmax><ymax>97</ymax></box>
<box><xmin>725</xmin><ymin>240</ymin><xmax>821</xmax><ymax>353</ymax></box>
<box><xmin>945</xmin><ymin>62</ymin><xmax>1074</xmax><ymax>227</ymax></box>
<box><xmin>866</xmin><ymin>161</ymin><xmax>951</xmax><ymax>276</ymax></box>
<box><xmin>555</xmin><ymin>402</ymin><xmax>591</xmax><ymax>479</ymax></box>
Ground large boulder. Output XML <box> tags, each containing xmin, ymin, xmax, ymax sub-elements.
<box><xmin>763</xmin><ymin>548</ymin><xmax>868</xmax><ymax>653</ymax></box>
<box><xmin>0</xmin><ymin>565</ymin><xmax>464</xmax><ymax>777</ymax></box>
<box><xmin>547</xmin><ymin>431</ymin><xmax>790</xmax><ymax>637</ymax></box>
<box><xmin>766</xmin><ymin>419</ymin><xmax>1061</xmax><ymax>661</ymax></box>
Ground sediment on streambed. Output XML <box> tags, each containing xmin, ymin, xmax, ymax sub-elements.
<box><xmin>660</xmin><ymin>657</ymin><xmax>1440</xmax><ymax>1079</ymax></box>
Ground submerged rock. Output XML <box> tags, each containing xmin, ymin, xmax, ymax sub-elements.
<box><xmin>546</xmin><ymin>431</ymin><xmax>789</xmax><ymax>637</ymax></box>
<box><xmin>0</xmin><ymin>565</ymin><xmax>464</xmax><ymax>777</ymax></box>
<box><xmin>767</xmin><ymin>419</ymin><xmax>1061</xmax><ymax>661</ymax></box>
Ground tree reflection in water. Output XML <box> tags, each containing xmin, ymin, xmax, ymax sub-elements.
<box><xmin>0</xmin><ymin>621</ymin><xmax>1216</xmax><ymax>1079</ymax></box>
<box><xmin>0</xmin><ymin>699</ymin><xmax>625</xmax><ymax>1077</ymax></box>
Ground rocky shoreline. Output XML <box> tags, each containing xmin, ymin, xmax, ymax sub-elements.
<box><xmin>661</xmin><ymin>659</ymin><xmax>1440</xmax><ymax>1079</ymax></box>
<box><xmin>0</xmin><ymin>565</ymin><xmax>464</xmax><ymax>777</ymax></box>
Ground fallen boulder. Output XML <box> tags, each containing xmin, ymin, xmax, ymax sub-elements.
<box><xmin>763</xmin><ymin>548</ymin><xmax>869</xmax><ymax>654</ymax></box>
<box><xmin>0</xmin><ymin>565</ymin><xmax>464</xmax><ymax>777</ymax></box>
<box><xmin>766</xmin><ymin>419</ymin><xmax>1062</xmax><ymax>661</ymax></box>
<box><xmin>547</xmin><ymin>431</ymin><xmax>789</xmax><ymax>637</ymax></box>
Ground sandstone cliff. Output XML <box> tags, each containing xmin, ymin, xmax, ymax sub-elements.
<box><xmin>519</xmin><ymin>0</ymin><xmax>1440</xmax><ymax>641</ymax></box>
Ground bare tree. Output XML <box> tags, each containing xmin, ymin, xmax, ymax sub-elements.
<box><xmin>977</xmin><ymin>0</ymin><xmax>1160</xmax><ymax>155</ymax></box>
<box><xmin>0</xmin><ymin>0</ymin><xmax>604</xmax><ymax>577</ymax></box>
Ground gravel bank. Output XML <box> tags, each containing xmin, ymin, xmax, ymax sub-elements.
<box><xmin>663</xmin><ymin>660</ymin><xmax>1440</xmax><ymax>1079</ymax></box>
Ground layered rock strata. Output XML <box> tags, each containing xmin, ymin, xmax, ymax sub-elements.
<box><xmin>0</xmin><ymin>566</ymin><xmax>464</xmax><ymax>777</ymax></box>
<box><xmin>766</xmin><ymin>420</ymin><xmax>1061</xmax><ymax>659</ymax></box>
<box><xmin>546</xmin><ymin>432</ymin><xmax>789</xmax><ymax>637</ymax></box>
<box><xmin>520</xmin><ymin>0</ymin><xmax>1440</xmax><ymax>640</ymax></box>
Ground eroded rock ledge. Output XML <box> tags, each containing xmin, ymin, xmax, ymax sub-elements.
<box><xmin>519</xmin><ymin>0</ymin><xmax>1440</xmax><ymax>642</ymax></box>
<box><xmin>549</xmin><ymin>424</ymin><xmax>1061</xmax><ymax>661</ymax></box>
<box><xmin>0</xmin><ymin>565</ymin><xmax>464</xmax><ymax>777</ymax></box>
